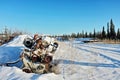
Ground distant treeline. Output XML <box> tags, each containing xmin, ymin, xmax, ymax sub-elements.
<box><xmin>57</xmin><ymin>19</ymin><xmax>120</xmax><ymax>40</ymax></box>
<box><xmin>0</xmin><ymin>27</ymin><xmax>26</xmax><ymax>45</ymax></box>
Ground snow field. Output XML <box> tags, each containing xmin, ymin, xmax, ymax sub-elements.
<box><xmin>0</xmin><ymin>35</ymin><xmax>120</xmax><ymax>80</ymax></box>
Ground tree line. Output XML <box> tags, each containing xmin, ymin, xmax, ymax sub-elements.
<box><xmin>60</xmin><ymin>19</ymin><xmax>120</xmax><ymax>40</ymax></box>
<box><xmin>0</xmin><ymin>27</ymin><xmax>26</xmax><ymax>45</ymax></box>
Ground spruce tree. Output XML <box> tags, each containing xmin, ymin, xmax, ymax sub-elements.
<box><xmin>107</xmin><ymin>22</ymin><xmax>110</xmax><ymax>39</ymax></box>
<box><xmin>102</xmin><ymin>26</ymin><xmax>106</xmax><ymax>39</ymax></box>
<box><xmin>77</xmin><ymin>32</ymin><xmax>80</xmax><ymax>38</ymax></box>
<box><xmin>85</xmin><ymin>32</ymin><xmax>88</xmax><ymax>38</ymax></box>
<box><xmin>93</xmin><ymin>28</ymin><xmax>96</xmax><ymax>38</ymax></box>
<box><xmin>89</xmin><ymin>32</ymin><xmax>92</xmax><ymax>38</ymax></box>
<box><xmin>110</xmin><ymin>19</ymin><xmax>116</xmax><ymax>39</ymax></box>
<box><xmin>82</xmin><ymin>30</ymin><xmax>84</xmax><ymax>38</ymax></box>
<box><xmin>117</xmin><ymin>28</ymin><xmax>120</xmax><ymax>39</ymax></box>
<box><xmin>71</xmin><ymin>33</ymin><xmax>76</xmax><ymax>38</ymax></box>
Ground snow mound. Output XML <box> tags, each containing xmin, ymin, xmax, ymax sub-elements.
<box><xmin>0</xmin><ymin>35</ymin><xmax>32</xmax><ymax>66</ymax></box>
<box><xmin>0</xmin><ymin>66</ymin><xmax>62</xmax><ymax>80</ymax></box>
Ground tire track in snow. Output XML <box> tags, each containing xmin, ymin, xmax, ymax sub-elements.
<box><xmin>77</xmin><ymin>44</ymin><xmax>120</xmax><ymax>61</ymax></box>
<box><xmin>77</xmin><ymin>44</ymin><xmax>120</xmax><ymax>55</ymax></box>
<box><xmin>74</xmin><ymin>44</ymin><xmax>120</xmax><ymax>68</ymax></box>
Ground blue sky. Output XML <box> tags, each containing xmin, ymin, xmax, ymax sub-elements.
<box><xmin>0</xmin><ymin>0</ymin><xmax>120</xmax><ymax>35</ymax></box>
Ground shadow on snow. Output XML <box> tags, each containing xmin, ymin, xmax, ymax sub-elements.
<box><xmin>0</xmin><ymin>46</ymin><xmax>23</xmax><ymax>68</ymax></box>
<box><xmin>54</xmin><ymin>59</ymin><xmax>120</xmax><ymax>68</ymax></box>
<box><xmin>72</xmin><ymin>46</ymin><xmax>120</xmax><ymax>68</ymax></box>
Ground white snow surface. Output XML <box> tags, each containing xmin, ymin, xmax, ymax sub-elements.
<box><xmin>0</xmin><ymin>35</ymin><xmax>120</xmax><ymax>80</ymax></box>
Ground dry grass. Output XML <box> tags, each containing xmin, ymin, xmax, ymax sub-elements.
<box><xmin>100</xmin><ymin>39</ymin><xmax>120</xmax><ymax>44</ymax></box>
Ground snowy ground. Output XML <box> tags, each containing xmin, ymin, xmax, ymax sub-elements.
<box><xmin>0</xmin><ymin>35</ymin><xmax>120</xmax><ymax>80</ymax></box>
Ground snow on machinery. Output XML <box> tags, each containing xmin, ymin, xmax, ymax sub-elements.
<box><xmin>21</xmin><ymin>35</ymin><xmax>59</xmax><ymax>74</ymax></box>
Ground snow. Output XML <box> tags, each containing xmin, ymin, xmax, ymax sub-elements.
<box><xmin>0</xmin><ymin>35</ymin><xmax>120</xmax><ymax>80</ymax></box>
